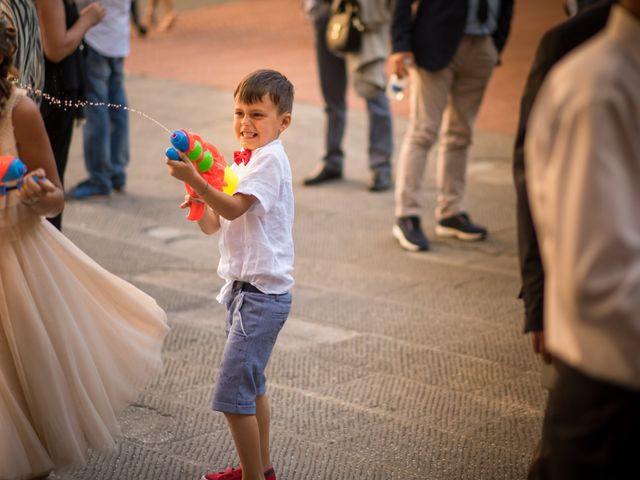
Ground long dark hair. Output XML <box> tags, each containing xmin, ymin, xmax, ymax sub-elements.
<box><xmin>0</xmin><ymin>14</ymin><xmax>17</xmax><ymax>115</ymax></box>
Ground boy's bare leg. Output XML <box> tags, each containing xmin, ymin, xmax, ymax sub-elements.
<box><xmin>256</xmin><ymin>394</ymin><xmax>272</xmax><ymax>472</ymax></box>
<box><xmin>224</xmin><ymin>413</ymin><xmax>264</xmax><ymax>480</ymax></box>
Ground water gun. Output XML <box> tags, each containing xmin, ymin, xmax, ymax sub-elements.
<box><xmin>165</xmin><ymin>129</ymin><xmax>238</xmax><ymax>221</ymax></box>
<box><xmin>0</xmin><ymin>155</ymin><xmax>28</xmax><ymax>195</ymax></box>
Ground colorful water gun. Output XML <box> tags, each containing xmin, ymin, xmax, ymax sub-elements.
<box><xmin>0</xmin><ymin>155</ymin><xmax>28</xmax><ymax>195</ymax></box>
<box><xmin>165</xmin><ymin>129</ymin><xmax>238</xmax><ymax>221</ymax></box>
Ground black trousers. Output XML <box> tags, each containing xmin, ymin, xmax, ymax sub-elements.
<box><xmin>42</xmin><ymin>105</ymin><xmax>75</xmax><ymax>230</ymax></box>
<box><xmin>529</xmin><ymin>361</ymin><xmax>640</xmax><ymax>480</ymax></box>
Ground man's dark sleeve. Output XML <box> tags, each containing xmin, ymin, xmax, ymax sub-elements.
<box><xmin>513</xmin><ymin>33</ymin><xmax>554</xmax><ymax>334</ymax></box>
<box><xmin>492</xmin><ymin>0</ymin><xmax>514</xmax><ymax>53</ymax></box>
<box><xmin>513</xmin><ymin>1</ymin><xmax>612</xmax><ymax>334</ymax></box>
<box><xmin>391</xmin><ymin>0</ymin><xmax>415</xmax><ymax>53</ymax></box>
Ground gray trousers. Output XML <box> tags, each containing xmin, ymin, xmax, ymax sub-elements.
<box><xmin>395</xmin><ymin>35</ymin><xmax>498</xmax><ymax>220</ymax></box>
<box><xmin>313</xmin><ymin>13</ymin><xmax>392</xmax><ymax>174</ymax></box>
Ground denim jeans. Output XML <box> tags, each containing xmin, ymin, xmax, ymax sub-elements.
<box><xmin>82</xmin><ymin>45</ymin><xmax>129</xmax><ymax>190</ymax></box>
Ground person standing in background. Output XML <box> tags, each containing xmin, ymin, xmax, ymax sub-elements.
<box><xmin>526</xmin><ymin>1</ymin><xmax>640</xmax><ymax>477</ymax></box>
<box><xmin>302</xmin><ymin>0</ymin><xmax>394</xmax><ymax>192</ymax></box>
<box><xmin>66</xmin><ymin>0</ymin><xmax>131</xmax><ymax>199</ymax></box>
<box><xmin>37</xmin><ymin>0</ymin><xmax>105</xmax><ymax>229</ymax></box>
<box><xmin>390</xmin><ymin>0</ymin><xmax>513</xmax><ymax>251</ymax></box>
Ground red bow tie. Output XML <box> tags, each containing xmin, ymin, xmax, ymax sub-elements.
<box><xmin>234</xmin><ymin>149</ymin><xmax>252</xmax><ymax>166</ymax></box>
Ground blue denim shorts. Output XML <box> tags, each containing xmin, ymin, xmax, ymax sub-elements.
<box><xmin>212</xmin><ymin>287</ymin><xmax>291</xmax><ymax>415</ymax></box>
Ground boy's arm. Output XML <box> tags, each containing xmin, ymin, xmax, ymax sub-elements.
<box><xmin>165</xmin><ymin>154</ymin><xmax>257</xmax><ymax>221</ymax></box>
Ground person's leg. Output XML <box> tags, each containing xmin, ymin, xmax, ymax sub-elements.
<box><xmin>394</xmin><ymin>66</ymin><xmax>452</xmax><ymax>219</ymax></box>
<box><xmin>157</xmin><ymin>0</ymin><xmax>177</xmax><ymax>31</ymax></box>
<box><xmin>161</xmin><ymin>0</ymin><xmax>175</xmax><ymax>13</ymax></box>
<box><xmin>130</xmin><ymin>0</ymin><xmax>147</xmax><ymax>36</ymax></box>
<box><xmin>107</xmin><ymin>56</ymin><xmax>130</xmax><ymax>191</ymax></box>
<box><xmin>255</xmin><ymin>393</ymin><xmax>272</xmax><ymax>472</ymax></box>
<box><xmin>532</xmin><ymin>361</ymin><xmax>640</xmax><ymax>480</ymax></box>
<box><xmin>365</xmin><ymin>91</ymin><xmax>393</xmax><ymax>189</ymax></box>
<box><xmin>305</xmin><ymin>8</ymin><xmax>347</xmax><ymax>182</ymax></box>
<box><xmin>435</xmin><ymin>35</ymin><xmax>496</xmax><ymax>221</ymax></box>
<box><xmin>210</xmin><ymin>291</ymin><xmax>290</xmax><ymax>479</ymax></box>
<box><xmin>224</xmin><ymin>413</ymin><xmax>264</xmax><ymax>480</ymax></box>
<box><xmin>71</xmin><ymin>45</ymin><xmax>112</xmax><ymax>197</ymax></box>
<box><xmin>142</xmin><ymin>0</ymin><xmax>159</xmax><ymax>27</ymax></box>
<box><xmin>392</xmin><ymin>65</ymin><xmax>452</xmax><ymax>250</ymax></box>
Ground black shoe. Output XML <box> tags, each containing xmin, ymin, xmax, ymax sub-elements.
<box><xmin>393</xmin><ymin>216</ymin><xmax>429</xmax><ymax>251</ymax></box>
<box><xmin>303</xmin><ymin>164</ymin><xmax>342</xmax><ymax>186</ymax></box>
<box><xmin>368</xmin><ymin>170</ymin><xmax>391</xmax><ymax>192</ymax></box>
<box><xmin>435</xmin><ymin>212</ymin><xmax>487</xmax><ymax>241</ymax></box>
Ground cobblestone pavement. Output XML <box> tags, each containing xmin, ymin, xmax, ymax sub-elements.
<box><xmin>48</xmin><ymin>0</ymin><xmax>570</xmax><ymax>478</ymax></box>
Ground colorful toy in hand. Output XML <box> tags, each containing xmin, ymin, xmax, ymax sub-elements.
<box><xmin>165</xmin><ymin>129</ymin><xmax>238</xmax><ymax>221</ymax></box>
<box><xmin>0</xmin><ymin>155</ymin><xmax>28</xmax><ymax>195</ymax></box>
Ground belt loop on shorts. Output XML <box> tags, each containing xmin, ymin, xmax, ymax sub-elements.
<box><xmin>232</xmin><ymin>280</ymin><xmax>264</xmax><ymax>294</ymax></box>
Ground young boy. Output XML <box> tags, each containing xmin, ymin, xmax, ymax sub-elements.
<box><xmin>165</xmin><ymin>69</ymin><xmax>295</xmax><ymax>480</ymax></box>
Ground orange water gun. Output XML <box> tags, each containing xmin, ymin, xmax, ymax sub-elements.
<box><xmin>166</xmin><ymin>129</ymin><xmax>238</xmax><ymax>221</ymax></box>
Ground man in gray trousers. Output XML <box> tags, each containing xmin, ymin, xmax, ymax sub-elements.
<box><xmin>303</xmin><ymin>0</ymin><xmax>393</xmax><ymax>192</ymax></box>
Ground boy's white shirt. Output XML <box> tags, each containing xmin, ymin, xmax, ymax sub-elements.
<box><xmin>216</xmin><ymin>139</ymin><xmax>295</xmax><ymax>304</ymax></box>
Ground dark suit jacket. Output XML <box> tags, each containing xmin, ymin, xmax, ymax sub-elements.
<box><xmin>513</xmin><ymin>0</ymin><xmax>614</xmax><ymax>333</ymax></box>
<box><xmin>391</xmin><ymin>0</ymin><xmax>514</xmax><ymax>71</ymax></box>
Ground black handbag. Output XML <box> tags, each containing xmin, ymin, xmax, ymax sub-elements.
<box><xmin>325</xmin><ymin>0</ymin><xmax>365</xmax><ymax>54</ymax></box>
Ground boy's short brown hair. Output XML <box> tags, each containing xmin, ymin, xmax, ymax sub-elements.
<box><xmin>234</xmin><ymin>69</ymin><xmax>294</xmax><ymax>115</ymax></box>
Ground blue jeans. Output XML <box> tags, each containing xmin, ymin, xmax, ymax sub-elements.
<box><xmin>82</xmin><ymin>45</ymin><xmax>129</xmax><ymax>190</ymax></box>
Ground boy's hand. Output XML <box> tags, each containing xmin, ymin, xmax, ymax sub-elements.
<box><xmin>165</xmin><ymin>151</ymin><xmax>199</xmax><ymax>184</ymax></box>
<box><xmin>180</xmin><ymin>193</ymin><xmax>203</xmax><ymax>209</ymax></box>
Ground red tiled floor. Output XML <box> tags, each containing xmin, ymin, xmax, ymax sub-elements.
<box><xmin>127</xmin><ymin>0</ymin><xmax>566</xmax><ymax>135</ymax></box>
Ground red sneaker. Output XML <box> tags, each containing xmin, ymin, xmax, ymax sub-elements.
<box><xmin>201</xmin><ymin>467</ymin><xmax>242</xmax><ymax>480</ymax></box>
<box><xmin>200</xmin><ymin>467</ymin><xmax>276</xmax><ymax>480</ymax></box>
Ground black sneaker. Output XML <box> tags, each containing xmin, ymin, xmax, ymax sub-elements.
<box><xmin>393</xmin><ymin>216</ymin><xmax>429</xmax><ymax>251</ymax></box>
<box><xmin>435</xmin><ymin>212</ymin><xmax>487</xmax><ymax>241</ymax></box>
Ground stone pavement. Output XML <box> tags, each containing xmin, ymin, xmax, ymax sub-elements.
<box><xmin>50</xmin><ymin>1</ymin><xmax>570</xmax><ymax>479</ymax></box>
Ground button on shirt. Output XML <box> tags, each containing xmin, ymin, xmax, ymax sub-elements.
<box><xmin>526</xmin><ymin>6</ymin><xmax>640</xmax><ymax>389</ymax></box>
<box><xmin>216</xmin><ymin>139</ymin><xmax>295</xmax><ymax>304</ymax></box>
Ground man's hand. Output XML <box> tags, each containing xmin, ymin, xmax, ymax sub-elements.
<box><xmin>389</xmin><ymin>52</ymin><xmax>414</xmax><ymax>78</ymax></box>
